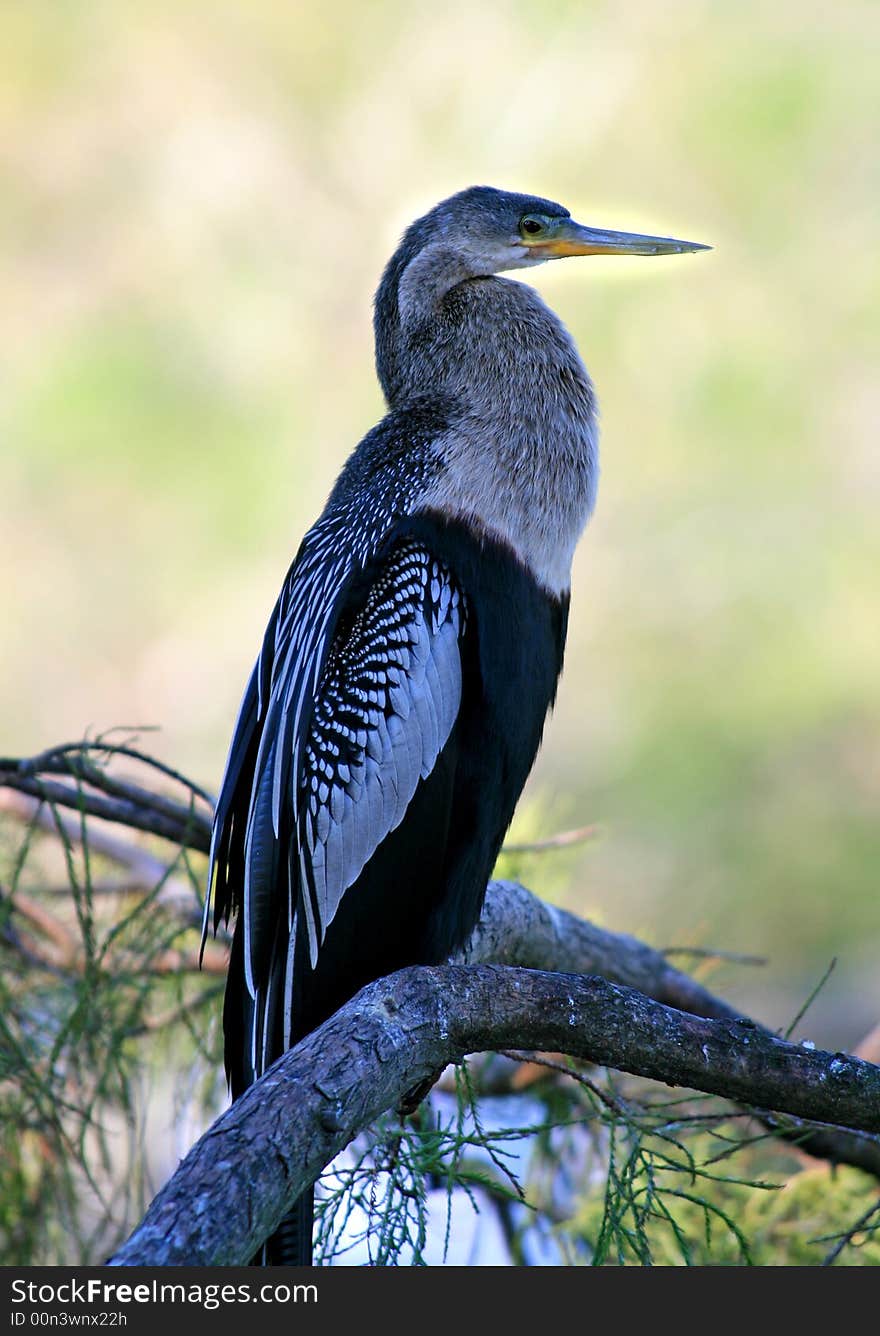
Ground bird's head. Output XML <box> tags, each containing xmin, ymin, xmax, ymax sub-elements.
<box><xmin>408</xmin><ymin>185</ymin><xmax>709</xmax><ymax>276</ymax></box>
<box><xmin>375</xmin><ymin>185</ymin><xmax>709</xmax><ymax>404</ymax></box>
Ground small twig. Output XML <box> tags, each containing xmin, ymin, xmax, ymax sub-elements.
<box><xmin>0</xmin><ymin>748</ymin><xmax>210</xmax><ymax>835</ymax></box>
<box><xmin>147</xmin><ymin>942</ymin><xmax>229</xmax><ymax>976</ymax></box>
<box><xmin>0</xmin><ymin>773</ymin><xmax>211</xmax><ymax>853</ymax></box>
<box><xmin>820</xmin><ymin>1197</ymin><xmax>880</xmax><ymax>1267</ymax></box>
<box><xmin>0</xmin><ymin>889</ymin><xmax>76</xmax><ymax>977</ymax></box>
<box><xmin>785</xmin><ymin>958</ymin><xmax>837</xmax><ymax>1041</ymax></box>
<box><xmin>3</xmin><ymin>742</ymin><xmax>215</xmax><ymax>807</ymax></box>
<box><xmin>502</xmin><ymin>824</ymin><xmax>599</xmax><ymax>854</ymax></box>
<box><xmin>662</xmin><ymin>945</ymin><xmax>768</xmax><ymax>968</ymax></box>
<box><xmin>498</xmin><ymin>1049</ymin><xmax>628</xmax><ymax>1119</ymax></box>
<box><xmin>5</xmin><ymin>891</ymin><xmax>79</xmax><ymax>967</ymax></box>
<box><xmin>35</xmin><ymin>878</ymin><xmax>174</xmax><ymax>898</ymax></box>
<box><xmin>127</xmin><ymin>984</ymin><xmax>226</xmax><ymax>1037</ymax></box>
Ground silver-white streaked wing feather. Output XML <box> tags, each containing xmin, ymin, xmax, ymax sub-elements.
<box><xmin>297</xmin><ymin>540</ymin><xmax>465</xmax><ymax>967</ymax></box>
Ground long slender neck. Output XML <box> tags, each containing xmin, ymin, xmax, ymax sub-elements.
<box><xmin>376</xmin><ymin>240</ymin><xmax>590</xmax><ymax>415</ymax></box>
<box><xmin>373</xmin><ymin>246</ymin><xmax>599</xmax><ymax>598</ymax></box>
<box><xmin>374</xmin><ymin>236</ymin><xmax>478</xmax><ymax>407</ymax></box>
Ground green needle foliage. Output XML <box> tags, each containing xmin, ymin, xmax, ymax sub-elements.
<box><xmin>0</xmin><ymin>787</ymin><xmax>223</xmax><ymax>1265</ymax></box>
<box><xmin>314</xmin><ymin>1061</ymin><xmax>880</xmax><ymax>1267</ymax></box>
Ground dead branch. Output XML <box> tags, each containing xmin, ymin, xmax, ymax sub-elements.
<box><xmin>0</xmin><ymin>750</ymin><xmax>212</xmax><ymax>853</ymax></box>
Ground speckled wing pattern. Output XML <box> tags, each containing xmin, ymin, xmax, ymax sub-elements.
<box><xmin>296</xmin><ymin>539</ymin><xmax>464</xmax><ymax>972</ymax></box>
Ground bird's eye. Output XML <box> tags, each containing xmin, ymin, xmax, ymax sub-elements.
<box><xmin>520</xmin><ymin>215</ymin><xmax>546</xmax><ymax>238</ymax></box>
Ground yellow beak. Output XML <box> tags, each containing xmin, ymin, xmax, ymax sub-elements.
<box><xmin>527</xmin><ymin>218</ymin><xmax>710</xmax><ymax>259</ymax></box>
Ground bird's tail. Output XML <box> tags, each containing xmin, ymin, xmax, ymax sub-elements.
<box><xmin>255</xmin><ymin>1188</ymin><xmax>314</xmax><ymax>1267</ymax></box>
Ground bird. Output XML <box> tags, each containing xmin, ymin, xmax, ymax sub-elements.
<box><xmin>202</xmin><ymin>185</ymin><xmax>708</xmax><ymax>1265</ymax></box>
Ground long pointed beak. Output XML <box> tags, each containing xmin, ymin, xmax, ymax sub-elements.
<box><xmin>530</xmin><ymin>218</ymin><xmax>711</xmax><ymax>259</ymax></box>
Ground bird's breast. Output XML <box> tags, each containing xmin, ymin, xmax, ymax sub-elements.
<box><xmin>423</xmin><ymin>376</ymin><xmax>598</xmax><ymax>596</ymax></box>
<box><xmin>393</xmin><ymin>276</ymin><xmax>600</xmax><ymax>596</ymax></box>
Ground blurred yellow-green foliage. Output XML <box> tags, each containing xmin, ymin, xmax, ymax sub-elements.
<box><xmin>3</xmin><ymin>1</ymin><xmax>878</xmax><ymax>1047</ymax></box>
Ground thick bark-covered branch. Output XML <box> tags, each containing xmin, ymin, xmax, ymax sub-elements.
<box><xmin>109</xmin><ymin>962</ymin><xmax>880</xmax><ymax>1266</ymax></box>
<box><xmin>461</xmin><ymin>885</ymin><xmax>880</xmax><ymax>1179</ymax></box>
<box><xmin>457</xmin><ymin>880</ymin><xmax>744</xmax><ymax>1021</ymax></box>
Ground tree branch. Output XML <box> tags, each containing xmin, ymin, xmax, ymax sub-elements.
<box><xmin>460</xmin><ymin>882</ymin><xmax>880</xmax><ymax>1176</ymax></box>
<box><xmin>109</xmin><ymin>962</ymin><xmax>880</xmax><ymax>1266</ymax></box>
<box><xmin>457</xmin><ymin>880</ymin><xmax>743</xmax><ymax>1021</ymax></box>
<box><xmin>4</xmin><ymin>743</ymin><xmax>879</xmax><ymax>1261</ymax></box>
<box><xmin>0</xmin><ymin>750</ymin><xmax>212</xmax><ymax>853</ymax></box>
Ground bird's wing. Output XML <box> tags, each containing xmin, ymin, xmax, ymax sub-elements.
<box><xmin>205</xmin><ymin>522</ymin><xmax>466</xmax><ymax>1071</ymax></box>
<box><xmin>295</xmin><ymin>536</ymin><xmax>465</xmax><ymax>970</ymax></box>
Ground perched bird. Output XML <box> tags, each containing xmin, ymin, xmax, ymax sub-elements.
<box><xmin>203</xmin><ymin>186</ymin><xmax>707</xmax><ymax>1265</ymax></box>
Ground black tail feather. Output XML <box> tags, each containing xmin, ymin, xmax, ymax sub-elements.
<box><xmin>255</xmin><ymin>1189</ymin><xmax>314</xmax><ymax>1267</ymax></box>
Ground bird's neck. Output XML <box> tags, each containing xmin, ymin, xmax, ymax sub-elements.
<box><xmin>374</xmin><ymin>242</ymin><xmax>479</xmax><ymax>404</ymax></box>
<box><xmin>374</xmin><ymin>265</ymin><xmax>599</xmax><ymax>598</ymax></box>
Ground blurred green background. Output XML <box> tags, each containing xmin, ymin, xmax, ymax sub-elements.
<box><xmin>2</xmin><ymin>0</ymin><xmax>878</xmax><ymax>1045</ymax></box>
